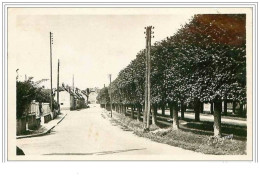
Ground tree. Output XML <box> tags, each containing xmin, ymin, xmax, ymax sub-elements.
<box><xmin>172</xmin><ymin>14</ymin><xmax>246</xmax><ymax>136</ymax></box>
<box><xmin>97</xmin><ymin>87</ymin><xmax>110</xmax><ymax>108</ymax></box>
<box><xmin>16</xmin><ymin>78</ymin><xmax>37</xmax><ymax>119</ymax></box>
<box><xmin>109</xmin><ymin>14</ymin><xmax>246</xmax><ymax>137</ymax></box>
<box><xmin>16</xmin><ymin>77</ymin><xmax>59</xmax><ymax>119</ymax></box>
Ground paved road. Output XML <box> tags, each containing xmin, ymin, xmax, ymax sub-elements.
<box><xmin>17</xmin><ymin>105</ymin><xmax>203</xmax><ymax>157</ymax></box>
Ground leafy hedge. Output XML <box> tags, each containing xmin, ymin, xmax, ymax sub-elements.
<box><xmin>97</xmin><ymin>14</ymin><xmax>246</xmax><ymax>109</ymax></box>
<box><xmin>16</xmin><ymin>78</ymin><xmax>58</xmax><ymax>119</ymax></box>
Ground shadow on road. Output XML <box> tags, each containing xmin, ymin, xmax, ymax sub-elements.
<box><xmin>43</xmin><ymin>148</ymin><xmax>147</xmax><ymax>155</ymax></box>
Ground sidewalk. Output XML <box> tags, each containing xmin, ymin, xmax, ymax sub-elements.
<box><xmin>17</xmin><ymin>112</ymin><xmax>68</xmax><ymax>139</ymax></box>
<box><xmin>179</xmin><ymin>112</ymin><xmax>246</xmax><ymax>127</ymax></box>
<box><xmin>125</xmin><ymin>109</ymin><xmax>246</xmax><ymax>127</ymax></box>
<box><xmin>156</xmin><ymin>109</ymin><xmax>246</xmax><ymax>127</ymax></box>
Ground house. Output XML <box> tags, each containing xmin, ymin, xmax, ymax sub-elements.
<box><xmin>56</xmin><ymin>86</ymin><xmax>71</xmax><ymax>110</ymax></box>
<box><xmin>81</xmin><ymin>89</ymin><xmax>90</xmax><ymax>105</ymax></box>
<box><xmin>74</xmin><ymin>88</ymin><xmax>86</xmax><ymax>109</ymax></box>
<box><xmin>55</xmin><ymin>84</ymin><xmax>87</xmax><ymax>111</ymax></box>
<box><xmin>88</xmin><ymin>87</ymin><xmax>100</xmax><ymax>104</ymax></box>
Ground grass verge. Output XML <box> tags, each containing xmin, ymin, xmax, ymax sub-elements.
<box><xmin>106</xmin><ymin>111</ymin><xmax>247</xmax><ymax>155</ymax></box>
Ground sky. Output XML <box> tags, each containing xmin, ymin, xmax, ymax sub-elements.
<box><xmin>10</xmin><ymin>8</ymin><xmax>197</xmax><ymax>89</ymax></box>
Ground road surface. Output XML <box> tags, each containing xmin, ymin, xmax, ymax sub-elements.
<box><xmin>17</xmin><ymin>105</ymin><xmax>204</xmax><ymax>158</ymax></box>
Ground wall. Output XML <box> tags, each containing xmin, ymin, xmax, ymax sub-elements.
<box><xmin>59</xmin><ymin>91</ymin><xmax>71</xmax><ymax>110</ymax></box>
<box><xmin>89</xmin><ymin>92</ymin><xmax>98</xmax><ymax>104</ymax></box>
<box><xmin>70</xmin><ymin>95</ymin><xmax>76</xmax><ymax>110</ymax></box>
<box><xmin>29</xmin><ymin>101</ymin><xmax>40</xmax><ymax>118</ymax></box>
<box><xmin>27</xmin><ymin>114</ymin><xmax>38</xmax><ymax>130</ymax></box>
<box><xmin>16</xmin><ymin>117</ymin><xmax>26</xmax><ymax>135</ymax></box>
<box><xmin>42</xmin><ymin>103</ymin><xmax>51</xmax><ymax>115</ymax></box>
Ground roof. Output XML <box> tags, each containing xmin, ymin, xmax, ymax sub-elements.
<box><xmin>60</xmin><ymin>84</ymin><xmax>85</xmax><ymax>100</ymax></box>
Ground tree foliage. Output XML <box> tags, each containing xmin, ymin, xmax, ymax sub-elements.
<box><xmin>16</xmin><ymin>78</ymin><xmax>58</xmax><ymax>119</ymax></box>
<box><xmin>97</xmin><ymin>87</ymin><xmax>110</xmax><ymax>104</ymax></box>
<box><xmin>98</xmin><ymin>14</ymin><xmax>246</xmax><ymax>109</ymax></box>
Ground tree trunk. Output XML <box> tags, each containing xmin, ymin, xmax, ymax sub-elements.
<box><xmin>232</xmin><ymin>101</ymin><xmax>236</xmax><ymax>114</ymax></box>
<box><xmin>224</xmin><ymin>99</ymin><xmax>227</xmax><ymax>116</ymax></box>
<box><xmin>200</xmin><ymin>102</ymin><xmax>204</xmax><ymax>113</ymax></box>
<box><xmin>143</xmin><ymin>104</ymin><xmax>147</xmax><ymax>124</ymax></box>
<box><xmin>137</xmin><ymin>105</ymin><xmax>141</xmax><ymax>122</ymax></box>
<box><xmin>147</xmin><ymin>108</ymin><xmax>151</xmax><ymax>129</ymax></box>
<box><xmin>210</xmin><ymin>102</ymin><xmax>214</xmax><ymax>114</ymax></box>
<box><xmin>172</xmin><ymin>102</ymin><xmax>179</xmax><ymax>130</ymax></box>
<box><xmin>213</xmin><ymin>99</ymin><xmax>222</xmax><ymax>137</ymax></box>
<box><xmin>169</xmin><ymin>103</ymin><xmax>173</xmax><ymax>118</ymax></box>
<box><xmin>131</xmin><ymin>105</ymin><xmax>134</xmax><ymax>119</ymax></box>
<box><xmin>181</xmin><ymin>101</ymin><xmax>185</xmax><ymax>120</ymax></box>
<box><xmin>244</xmin><ymin>104</ymin><xmax>247</xmax><ymax>117</ymax></box>
<box><xmin>239</xmin><ymin>102</ymin><xmax>244</xmax><ymax>117</ymax></box>
<box><xmin>194</xmin><ymin>98</ymin><xmax>200</xmax><ymax>121</ymax></box>
<box><xmin>161</xmin><ymin>105</ymin><xmax>165</xmax><ymax>116</ymax></box>
<box><xmin>124</xmin><ymin>105</ymin><xmax>127</xmax><ymax>116</ymax></box>
<box><xmin>152</xmin><ymin>105</ymin><xmax>157</xmax><ymax>125</ymax></box>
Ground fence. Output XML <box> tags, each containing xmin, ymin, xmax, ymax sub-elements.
<box><xmin>42</xmin><ymin>103</ymin><xmax>51</xmax><ymax>115</ymax></box>
<box><xmin>29</xmin><ymin>101</ymin><xmax>51</xmax><ymax>116</ymax></box>
<box><xmin>16</xmin><ymin>117</ymin><xmax>26</xmax><ymax>135</ymax></box>
<box><xmin>16</xmin><ymin>102</ymin><xmax>52</xmax><ymax>135</ymax></box>
<box><xmin>29</xmin><ymin>101</ymin><xmax>40</xmax><ymax>118</ymax></box>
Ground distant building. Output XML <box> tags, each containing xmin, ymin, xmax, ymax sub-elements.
<box><xmin>55</xmin><ymin>84</ymin><xmax>87</xmax><ymax>111</ymax></box>
<box><xmin>56</xmin><ymin>87</ymin><xmax>71</xmax><ymax>110</ymax></box>
<box><xmin>88</xmin><ymin>87</ymin><xmax>100</xmax><ymax>104</ymax></box>
<box><xmin>78</xmin><ymin>88</ymin><xmax>89</xmax><ymax>106</ymax></box>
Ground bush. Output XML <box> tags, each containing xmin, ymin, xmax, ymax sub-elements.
<box><xmin>16</xmin><ymin>77</ymin><xmax>58</xmax><ymax>119</ymax></box>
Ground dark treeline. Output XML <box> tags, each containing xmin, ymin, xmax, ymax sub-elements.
<box><xmin>97</xmin><ymin>14</ymin><xmax>246</xmax><ymax>137</ymax></box>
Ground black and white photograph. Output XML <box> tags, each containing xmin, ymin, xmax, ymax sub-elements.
<box><xmin>3</xmin><ymin>4</ymin><xmax>255</xmax><ymax>161</ymax></box>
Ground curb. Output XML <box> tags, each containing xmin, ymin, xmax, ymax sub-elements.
<box><xmin>16</xmin><ymin>114</ymin><xmax>67</xmax><ymax>139</ymax></box>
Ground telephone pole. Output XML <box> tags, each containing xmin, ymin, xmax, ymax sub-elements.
<box><xmin>104</xmin><ymin>84</ymin><xmax>106</xmax><ymax>109</ymax></box>
<box><xmin>109</xmin><ymin>74</ymin><xmax>112</xmax><ymax>117</ymax></box>
<box><xmin>57</xmin><ymin>59</ymin><xmax>60</xmax><ymax>113</ymax></box>
<box><xmin>72</xmin><ymin>74</ymin><xmax>74</xmax><ymax>92</ymax></box>
<box><xmin>50</xmin><ymin>32</ymin><xmax>53</xmax><ymax>112</ymax></box>
<box><xmin>144</xmin><ymin>26</ymin><xmax>154</xmax><ymax>130</ymax></box>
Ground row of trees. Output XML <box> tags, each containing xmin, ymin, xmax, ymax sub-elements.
<box><xmin>97</xmin><ymin>14</ymin><xmax>246</xmax><ymax>137</ymax></box>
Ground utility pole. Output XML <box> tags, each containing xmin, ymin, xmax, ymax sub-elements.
<box><xmin>109</xmin><ymin>74</ymin><xmax>112</xmax><ymax>117</ymax></box>
<box><xmin>57</xmin><ymin>59</ymin><xmax>60</xmax><ymax>113</ymax></box>
<box><xmin>16</xmin><ymin>69</ymin><xmax>19</xmax><ymax>81</ymax></box>
<box><xmin>144</xmin><ymin>26</ymin><xmax>154</xmax><ymax>130</ymax></box>
<box><xmin>104</xmin><ymin>84</ymin><xmax>106</xmax><ymax>109</ymax></box>
<box><xmin>72</xmin><ymin>74</ymin><xmax>74</xmax><ymax>92</ymax></box>
<box><xmin>143</xmin><ymin>28</ymin><xmax>148</xmax><ymax>126</ymax></box>
<box><xmin>50</xmin><ymin>32</ymin><xmax>53</xmax><ymax>112</ymax></box>
<box><xmin>72</xmin><ymin>74</ymin><xmax>75</xmax><ymax>110</ymax></box>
